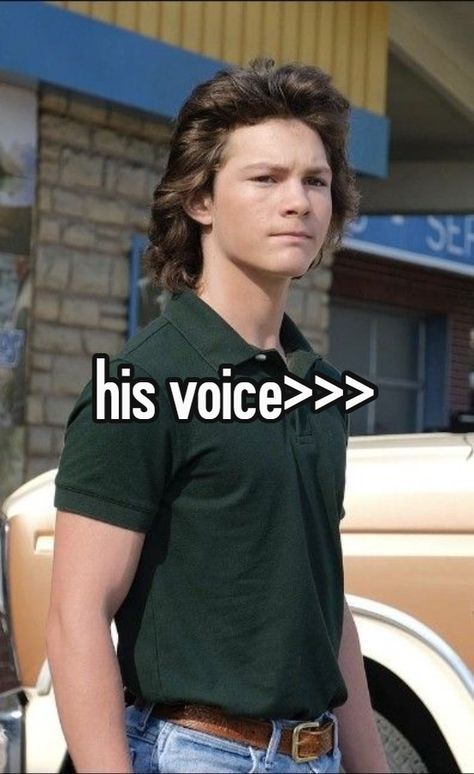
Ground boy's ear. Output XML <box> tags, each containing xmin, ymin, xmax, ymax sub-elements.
<box><xmin>183</xmin><ymin>191</ymin><xmax>213</xmax><ymax>226</ymax></box>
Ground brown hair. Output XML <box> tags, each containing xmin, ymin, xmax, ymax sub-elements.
<box><xmin>144</xmin><ymin>57</ymin><xmax>360</xmax><ymax>292</ymax></box>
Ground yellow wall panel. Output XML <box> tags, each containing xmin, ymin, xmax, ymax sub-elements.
<box><xmin>299</xmin><ymin>2</ymin><xmax>317</xmax><ymax>65</ymax></box>
<box><xmin>202</xmin><ymin>2</ymin><xmax>224</xmax><ymax>60</ymax></box>
<box><xmin>316</xmin><ymin>2</ymin><xmax>335</xmax><ymax>75</ymax></box>
<box><xmin>114</xmin><ymin>1</ymin><xmax>136</xmax><ymax>30</ymax></box>
<box><xmin>332</xmin><ymin>2</ymin><xmax>352</xmax><ymax>94</ymax></box>
<box><xmin>350</xmin><ymin>2</ymin><xmax>369</xmax><ymax>108</ymax></box>
<box><xmin>242</xmin><ymin>2</ymin><xmax>263</xmax><ymax>66</ymax></box>
<box><xmin>366</xmin><ymin>2</ymin><xmax>388</xmax><ymax>114</ymax></box>
<box><xmin>74</xmin><ymin>1</ymin><xmax>91</xmax><ymax>13</ymax></box>
<box><xmin>222</xmin><ymin>2</ymin><xmax>244</xmax><ymax>65</ymax></box>
<box><xmin>56</xmin><ymin>1</ymin><xmax>90</xmax><ymax>12</ymax></box>
<box><xmin>46</xmin><ymin>0</ymin><xmax>389</xmax><ymax>115</ymax></box>
<box><xmin>159</xmin><ymin>2</ymin><xmax>182</xmax><ymax>47</ymax></box>
<box><xmin>280</xmin><ymin>2</ymin><xmax>300</xmax><ymax>64</ymax></box>
<box><xmin>136</xmin><ymin>2</ymin><xmax>160</xmax><ymax>38</ymax></box>
<box><xmin>90</xmin><ymin>1</ymin><xmax>114</xmax><ymax>23</ymax></box>
<box><xmin>261</xmin><ymin>2</ymin><xmax>281</xmax><ymax>61</ymax></box>
<box><xmin>182</xmin><ymin>1</ymin><xmax>203</xmax><ymax>53</ymax></box>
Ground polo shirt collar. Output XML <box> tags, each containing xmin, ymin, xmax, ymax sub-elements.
<box><xmin>162</xmin><ymin>287</ymin><xmax>322</xmax><ymax>376</ymax></box>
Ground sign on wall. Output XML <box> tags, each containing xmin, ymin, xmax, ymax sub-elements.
<box><xmin>344</xmin><ymin>215</ymin><xmax>474</xmax><ymax>277</ymax></box>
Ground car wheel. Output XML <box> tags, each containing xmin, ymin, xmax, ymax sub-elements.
<box><xmin>375</xmin><ymin>710</ymin><xmax>428</xmax><ymax>773</ymax></box>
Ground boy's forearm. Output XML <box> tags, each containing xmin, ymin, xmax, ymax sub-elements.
<box><xmin>46</xmin><ymin>613</ymin><xmax>133</xmax><ymax>774</ymax></box>
<box><xmin>334</xmin><ymin>598</ymin><xmax>390</xmax><ymax>773</ymax></box>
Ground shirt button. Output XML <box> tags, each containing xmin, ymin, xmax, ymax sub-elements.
<box><xmin>255</xmin><ymin>353</ymin><xmax>267</xmax><ymax>361</ymax></box>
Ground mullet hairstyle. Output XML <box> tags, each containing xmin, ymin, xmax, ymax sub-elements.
<box><xmin>144</xmin><ymin>57</ymin><xmax>361</xmax><ymax>293</ymax></box>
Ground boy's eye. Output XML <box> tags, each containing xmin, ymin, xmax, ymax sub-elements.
<box><xmin>251</xmin><ymin>175</ymin><xmax>329</xmax><ymax>186</ymax></box>
<box><xmin>306</xmin><ymin>177</ymin><xmax>328</xmax><ymax>187</ymax></box>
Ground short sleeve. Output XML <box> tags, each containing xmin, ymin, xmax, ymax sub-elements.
<box><xmin>54</xmin><ymin>358</ymin><xmax>179</xmax><ymax>532</ymax></box>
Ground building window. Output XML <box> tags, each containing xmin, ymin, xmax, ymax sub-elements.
<box><xmin>328</xmin><ymin>300</ymin><xmax>435</xmax><ymax>435</ymax></box>
<box><xmin>128</xmin><ymin>234</ymin><xmax>169</xmax><ymax>337</ymax></box>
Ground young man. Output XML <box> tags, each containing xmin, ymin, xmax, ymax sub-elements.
<box><xmin>47</xmin><ymin>59</ymin><xmax>390</xmax><ymax>773</ymax></box>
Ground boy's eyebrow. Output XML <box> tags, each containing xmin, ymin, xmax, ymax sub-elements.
<box><xmin>241</xmin><ymin>162</ymin><xmax>332</xmax><ymax>175</ymax></box>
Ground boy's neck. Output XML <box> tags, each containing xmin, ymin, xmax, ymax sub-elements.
<box><xmin>194</xmin><ymin>266</ymin><xmax>290</xmax><ymax>358</ymax></box>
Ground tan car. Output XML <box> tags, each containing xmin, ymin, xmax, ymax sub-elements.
<box><xmin>0</xmin><ymin>431</ymin><xmax>472</xmax><ymax>773</ymax></box>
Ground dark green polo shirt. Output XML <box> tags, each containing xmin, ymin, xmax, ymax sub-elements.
<box><xmin>54</xmin><ymin>288</ymin><xmax>349</xmax><ymax>720</ymax></box>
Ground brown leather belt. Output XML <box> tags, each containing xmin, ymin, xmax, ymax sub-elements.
<box><xmin>131</xmin><ymin>697</ymin><xmax>335</xmax><ymax>763</ymax></box>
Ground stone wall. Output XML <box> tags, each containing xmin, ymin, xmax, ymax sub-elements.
<box><xmin>286</xmin><ymin>250</ymin><xmax>335</xmax><ymax>358</ymax></box>
<box><xmin>25</xmin><ymin>86</ymin><xmax>333</xmax><ymax>481</ymax></box>
<box><xmin>26</xmin><ymin>88</ymin><xmax>171</xmax><ymax>479</ymax></box>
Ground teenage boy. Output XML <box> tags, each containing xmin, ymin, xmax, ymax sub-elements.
<box><xmin>48</xmin><ymin>59</ymin><xmax>389</xmax><ymax>773</ymax></box>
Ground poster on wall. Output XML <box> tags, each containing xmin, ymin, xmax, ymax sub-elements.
<box><xmin>0</xmin><ymin>83</ymin><xmax>36</xmax><ymax>254</ymax></box>
<box><xmin>0</xmin><ymin>83</ymin><xmax>36</xmax><ymax>503</ymax></box>
<box><xmin>0</xmin><ymin>253</ymin><xmax>31</xmax><ymax>425</ymax></box>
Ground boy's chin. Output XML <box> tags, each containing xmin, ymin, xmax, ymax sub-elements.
<box><xmin>233</xmin><ymin>254</ymin><xmax>314</xmax><ymax>281</ymax></box>
<box><xmin>271</xmin><ymin>259</ymin><xmax>314</xmax><ymax>279</ymax></box>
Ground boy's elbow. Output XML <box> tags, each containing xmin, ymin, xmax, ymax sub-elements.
<box><xmin>46</xmin><ymin>605</ymin><xmax>74</xmax><ymax>657</ymax></box>
<box><xmin>46</xmin><ymin>608</ymin><xmax>66</xmax><ymax>671</ymax></box>
<box><xmin>46</xmin><ymin>602</ymin><xmax>107</xmax><ymax>658</ymax></box>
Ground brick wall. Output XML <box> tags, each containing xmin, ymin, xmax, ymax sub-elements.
<box><xmin>286</xmin><ymin>249</ymin><xmax>335</xmax><ymax>358</ymax></box>
<box><xmin>26</xmin><ymin>88</ymin><xmax>171</xmax><ymax>479</ymax></box>
<box><xmin>330</xmin><ymin>249</ymin><xmax>474</xmax><ymax>414</ymax></box>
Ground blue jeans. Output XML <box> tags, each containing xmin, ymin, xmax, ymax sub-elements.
<box><xmin>125</xmin><ymin>702</ymin><xmax>342</xmax><ymax>773</ymax></box>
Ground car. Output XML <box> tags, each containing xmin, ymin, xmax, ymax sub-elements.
<box><xmin>0</xmin><ymin>432</ymin><xmax>472</xmax><ymax>773</ymax></box>
<box><xmin>342</xmin><ymin>431</ymin><xmax>473</xmax><ymax>773</ymax></box>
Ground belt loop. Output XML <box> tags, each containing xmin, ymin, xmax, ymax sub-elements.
<box><xmin>327</xmin><ymin>710</ymin><xmax>338</xmax><ymax>753</ymax></box>
<box><xmin>137</xmin><ymin>701</ymin><xmax>155</xmax><ymax>732</ymax></box>
<box><xmin>264</xmin><ymin>720</ymin><xmax>281</xmax><ymax>770</ymax></box>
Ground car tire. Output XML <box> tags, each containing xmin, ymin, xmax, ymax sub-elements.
<box><xmin>375</xmin><ymin>710</ymin><xmax>428</xmax><ymax>773</ymax></box>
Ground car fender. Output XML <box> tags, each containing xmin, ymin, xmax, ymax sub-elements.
<box><xmin>348</xmin><ymin>594</ymin><xmax>474</xmax><ymax>773</ymax></box>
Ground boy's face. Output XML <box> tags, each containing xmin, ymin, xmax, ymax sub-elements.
<box><xmin>189</xmin><ymin>118</ymin><xmax>333</xmax><ymax>284</ymax></box>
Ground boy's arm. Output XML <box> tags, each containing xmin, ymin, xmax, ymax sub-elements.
<box><xmin>333</xmin><ymin>596</ymin><xmax>390</xmax><ymax>773</ymax></box>
<box><xmin>46</xmin><ymin>510</ymin><xmax>145</xmax><ymax>773</ymax></box>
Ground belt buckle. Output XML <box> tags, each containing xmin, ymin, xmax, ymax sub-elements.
<box><xmin>291</xmin><ymin>720</ymin><xmax>325</xmax><ymax>763</ymax></box>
